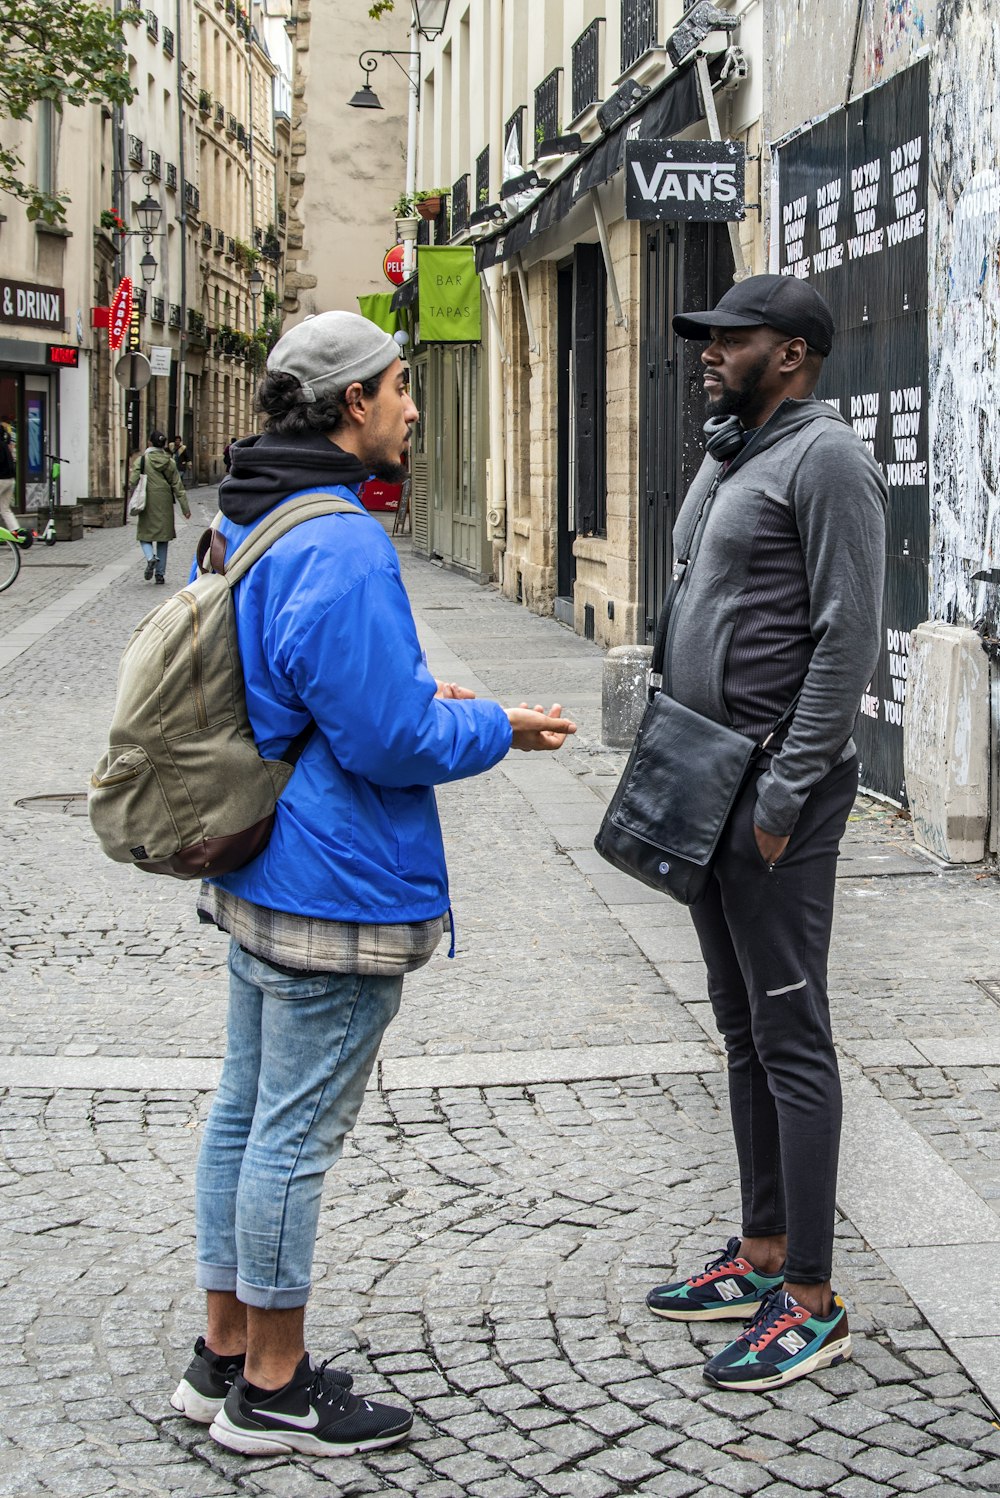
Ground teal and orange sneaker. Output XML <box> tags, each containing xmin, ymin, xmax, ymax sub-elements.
<box><xmin>646</xmin><ymin>1237</ymin><xmax>784</xmax><ymax>1321</ymax></box>
<box><xmin>703</xmin><ymin>1287</ymin><xmax>852</xmax><ymax>1390</ymax></box>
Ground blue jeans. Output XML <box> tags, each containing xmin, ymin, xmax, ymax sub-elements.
<box><xmin>139</xmin><ymin>540</ymin><xmax>169</xmax><ymax>576</ymax></box>
<box><xmin>195</xmin><ymin>941</ymin><xmax>403</xmax><ymax>1308</ymax></box>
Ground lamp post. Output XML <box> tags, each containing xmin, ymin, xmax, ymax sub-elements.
<box><xmin>248</xmin><ymin>265</ymin><xmax>264</xmax><ymax>333</ymax></box>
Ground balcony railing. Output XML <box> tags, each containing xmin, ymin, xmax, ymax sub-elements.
<box><xmin>451</xmin><ymin>173</ymin><xmax>470</xmax><ymax>238</ymax></box>
<box><xmin>202</xmin><ymin>221</ymin><xmax>213</xmax><ymax>246</ymax></box>
<box><xmin>533</xmin><ymin>68</ymin><xmax>562</xmax><ymax>155</ymax></box>
<box><xmin>475</xmin><ymin>146</ymin><xmax>490</xmax><ymax>211</ymax></box>
<box><xmin>215</xmin><ymin>228</ymin><xmax>226</xmax><ymax>251</ymax></box>
<box><xmin>162</xmin><ymin>25</ymin><xmax>174</xmax><ymax>57</ymax></box>
<box><xmin>253</xmin><ymin>226</ymin><xmax>263</xmax><ymax>247</ymax></box>
<box><xmin>151</xmin><ymin>297</ymin><xmax>165</xmax><ymax>323</ymax></box>
<box><xmin>227</xmin><ymin>113</ymin><xmax>237</xmax><ymax>137</ymax></box>
<box><xmin>621</xmin><ymin>0</ymin><xmax>657</xmax><ymax>72</ymax></box>
<box><xmin>215</xmin><ymin>101</ymin><xmax>225</xmax><ymax>127</ymax></box>
<box><xmin>165</xmin><ymin>161</ymin><xmax>177</xmax><ymax>189</ymax></box>
<box><xmin>226</xmin><ymin>236</ymin><xmax>235</xmax><ymax>259</ymax></box>
<box><xmin>572</xmin><ymin>18</ymin><xmax>603</xmax><ymax>118</ymax></box>
<box><xmin>188</xmin><ymin>309</ymin><xmax>207</xmax><ymax>339</ymax></box>
<box><xmin>146</xmin><ymin>9</ymin><xmax>159</xmax><ymax>41</ymax></box>
<box><xmin>127</xmin><ymin>134</ymin><xmax>143</xmax><ymax>167</ymax></box>
<box><xmin>148</xmin><ymin>150</ymin><xmax>161</xmax><ymax>180</ymax></box>
<box><xmin>504</xmin><ymin>105</ymin><xmax>525</xmax><ymax>165</ymax></box>
<box><xmin>183</xmin><ymin>180</ymin><xmax>200</xmax><ymax>215</ymax></box>
<box><xmin>136</xmin><ymin>288</ymin><xmax>147</xmax><ymax>314</ymax></box>
<box><xmin>168</xmin><ymin>304</ymin><xmax>181</xmax><ymax>329</ymax></box>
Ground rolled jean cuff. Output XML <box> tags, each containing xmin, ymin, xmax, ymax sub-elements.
<box><xmin>196</xmin><ymin>1261</ymin><xmax>238</xmax><ymax>1293</ymax></box>
<box><xmin>236</xmin><ymin>1274</ymin><xmax>311</xmax><ymax>1310</ymax></box>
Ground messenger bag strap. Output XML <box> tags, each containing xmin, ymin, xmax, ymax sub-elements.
<box><xmin>648</xmin><ymin>469</ymin><xmax>724</xmax><ymax>696</ymax></box>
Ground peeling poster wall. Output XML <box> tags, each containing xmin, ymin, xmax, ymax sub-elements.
<box><xmin>768</xmin><ymin>0</ymin><xmax>933</xmax><ymax>141</ymax></box>
<box><xmin>928</xmin><ymin>1</ymin><xmax>1000</xmax><ymax>628</ymax></box>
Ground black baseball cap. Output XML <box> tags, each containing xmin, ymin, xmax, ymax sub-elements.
<box><xmin>672</xmin><ymin>273</ymin><xmax>835</xmax><ymax>356</ymax></box>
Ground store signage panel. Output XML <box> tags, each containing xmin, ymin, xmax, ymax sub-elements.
<box><xmin>0</xmin><ymin>278</ymin><xmax>65</xmax><ymax>329</ymax></box>
<box><xmin>625</xmin><ymin>140</ymin><xmax>745</xmax><ymax>222</ymax></box>
<box><xmin>383</xmin><ymin>245</ymin><xmax>406</xmax><ymax>286</ymax></box>
<box><xmin>109</xmin><ymin>277</ymin><xmax>133</xmax><ymax>352</ymax></box>
<box><xmin>47</xmin><ymin>344</ymin><xmax>79</xmax><ymax>367</ymax></box>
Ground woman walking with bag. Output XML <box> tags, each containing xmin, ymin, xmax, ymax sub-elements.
<box><xmin>129</xmin><ymin>429</ymin><xmax>191</xmax><ymax>584</ymax></box>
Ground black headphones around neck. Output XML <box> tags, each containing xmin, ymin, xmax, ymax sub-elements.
<box><xmin>704</xmin><ymin>415</ymin><xmax>746</xmax><ymax>462</ymax></box>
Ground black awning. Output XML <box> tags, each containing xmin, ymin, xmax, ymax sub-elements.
<box><xmin>475</xmin><ymin>61</ymin><xmax>704</xmax><ymax>271</ymax></box>
<box><xmin>390</xmin><ymin>274</ymin><xmax>419</xmax><ymax>312</ymax></box>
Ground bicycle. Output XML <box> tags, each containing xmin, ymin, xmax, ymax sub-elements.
<box><xmin>0</xmin><ymin>523</ymin><xmax>33</xmax><ymax>592</ymax></box>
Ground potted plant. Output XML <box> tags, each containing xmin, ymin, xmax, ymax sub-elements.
<box><xmin>393</xmin><ymin>192</ymin><xmax>419</xmax><ymax>241</ymax></box>
<box><xmin>415</xmin><ymin>187</ymin><xmax>448</xmax><ymax>221</ymax></box>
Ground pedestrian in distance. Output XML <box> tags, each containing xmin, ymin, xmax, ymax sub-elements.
<box><xmin>644</xmin><ymin>275</ymin><xmax>886</xmax><ymax>1391</ymax></box>
<box><xmin>170</xmin><ymin>310</ymin><xmax>576</xmax><ymax>1459</ymax></box>
<box><xmin>129</xmin><ymin>429</ymin><xmax>191</xmax><ymax>584</ymax></box>
<box><xmin>0</xmin><ymin>422</ymin><xmax>17</xmax><ymax>533</ymax></box>
<box><xmin>223</xmin><ymin>434</ymin><xmax>236</xmax><ymax>472</ymax></box>
<box><xmin>171</xmin><ymin>432</ymin><xmax>191</xmax><ymax>487</ymax></box>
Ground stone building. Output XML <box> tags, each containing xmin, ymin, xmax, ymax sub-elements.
<box><xmin>281</xmin><ymin>0</ymin><xmax>410</xmax><ymax>320</ymax></box>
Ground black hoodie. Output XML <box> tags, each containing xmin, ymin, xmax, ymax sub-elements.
<box><xmin>218</xmin><ymin>431</ymin><xmax>370</xmax><ymax>524</ymax></box>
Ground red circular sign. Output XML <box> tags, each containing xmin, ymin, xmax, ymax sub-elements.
<box><xmin>109</xmin><ymin>276</ymin><xmax>133</xmax><ymax>352</ymax></box>
<box><xmin>383</xmin><ymin>244</ymin><xmax>406</xmax><ymax>287</ymax></box>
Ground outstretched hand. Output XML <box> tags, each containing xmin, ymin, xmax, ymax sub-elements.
<box><xmin>435</xmin><ymin>680</ymin><xmax>477</xmax><ymax>699</ymax></box>
<box><xmin>506</xmin><ymin>702</ymin><xmax>576</xmax><ymax>752</ymax></box>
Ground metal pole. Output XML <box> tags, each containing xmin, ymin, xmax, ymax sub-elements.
<box><xmin>403</xmin><ymin>19</ymin><xmax>419</xmax><ymax>277</ymax></box>
<box><xmin>175</xmin><ymin>0</ymin><xmax>188</xmax><ymax>469</ymax></box>
<box><xmin>695</xmin><ymin>53</ymin><xmax>748</xmax><ymax>281</ymax></box>
<box><xmin>482</xmin><ymin>274</ymin><xmax>507</xmax><ymax>363</ymax></box>
<box><xmin>513</xmin><ymin>254</ymin><xmax>538</xmax><ymax>354</ymax></box>
<box><xmin>589</xmin><ymin>187</ymin><xmax>627</xmax><ymax>328</ymax></box>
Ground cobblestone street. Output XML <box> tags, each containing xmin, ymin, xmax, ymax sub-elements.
<box><xmin>3</xmin><ymin>495</ymin><xmax>1000</xmax><ymax>1497</ymax></box>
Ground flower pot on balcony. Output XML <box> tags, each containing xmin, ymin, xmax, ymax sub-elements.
<box><xmin>416</xmin><ymin>196</ymin><xmax>443</xmax><ymax>221</ymax></box>
<box><xmin>395</xmin><ymin>215</ymin><xmax>420</xmax><ymax>244</ymax></box>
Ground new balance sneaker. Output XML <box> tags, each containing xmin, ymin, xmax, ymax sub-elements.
<box><xmin>703</xmin><ymin>1287</ymin><xmax>852</xmax><ymax>1391</ymax></box>
<box><xmin>646</xmin><ymin>1237</ymin><xmax>784</xmax><ymax>1320</ymax></box>
<box><xmin>170</xmin><ymin>1337</ymin><xmax>352</xmax><ymax>1424</ymax></box>
<box><xmin>209</xmin><ymin>1352</ymin><xmax>412</xmax><ymax>1457</ymax></box>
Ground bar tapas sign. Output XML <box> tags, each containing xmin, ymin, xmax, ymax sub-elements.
<box><xmin>625</xmin><ymin>139</ymin><xmax>745</xmax><ymax>222</ymax></box>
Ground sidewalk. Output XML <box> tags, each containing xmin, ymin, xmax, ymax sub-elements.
<box><xmin>2</xmin><ymin>504</ymin><xmax>1000</xmax><ymax>1497</ymax></box>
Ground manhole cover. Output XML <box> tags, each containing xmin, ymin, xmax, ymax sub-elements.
<box><xmin>973</xmin><ymin>978</ymin><xmax>1000</xmax><ymax>1008</ymax></box>
<box><xmin>15</xmin><ymin>793</ymin><xmax>89</xmax><ymax>817</ymax></box>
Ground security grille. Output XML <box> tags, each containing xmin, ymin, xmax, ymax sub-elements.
<box><xmin>533</xmin><ymin>68</ymin><xmax>561</xmax><ymax>155</ymax></box>
<box><xmin>451</xmin><ymin>173</ymin><xmax>470</xmax><ymax>237</ymax></box>
<box><xmin>475</xmin><ymin>146</ymin><xmax>490</xmax><ymax>210</ymax></box>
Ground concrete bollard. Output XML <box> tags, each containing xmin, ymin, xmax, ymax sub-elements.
<box><xmin>904</xmin><ymin>621</ymin><xmax>989</xmax><ymax>863</ymax></box>
<box><xmin>602</xmin><ymin>644</ymin><xmax>653</xmax><ymax>749</ymax></box>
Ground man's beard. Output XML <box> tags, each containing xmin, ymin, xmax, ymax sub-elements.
<box><xmin>706</xmin><ymin>350</ymin><xmax>773</xmax><ymax>420</ymax></box>
<box><xmin>371</xmin><ymin>456</ymin><xmax>409</xmax><ymax>484</ymax></box>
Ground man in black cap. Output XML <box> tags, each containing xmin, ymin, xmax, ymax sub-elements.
<box><xmin>644</xmin><ymin>274</ymin><xmax>886</xmax><ymax>1391</ymax></box>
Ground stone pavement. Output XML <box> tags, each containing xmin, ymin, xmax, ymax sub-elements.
<box><xmin>2</xmin><ymin>495</ymin><xmax>1000</xmax><ymax>1496</ymax></box>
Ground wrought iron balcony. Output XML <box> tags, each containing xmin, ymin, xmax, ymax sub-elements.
<box><xmin>165</xmin><ymin>161</ymin><xmax>177</xmax><ymax>189</ymax></box>
<box><xmin>183</xmin><ymin>180</ymin><xmax>200</xmax><ymax>214</ymax></box>
<box><xmin>504</xmin><ymin>105</ymin><xmax>526</xmax><ymax>165</ymax></box>
<box><xmin>151</xmin><ymin>297</ymin><xmax>165</xmax><ymax>323</ymax></box>
<box><xmin>163</xmin><ymin>25</ymin><xmax>174</xmax><ymax>57</ymax></box>
<box><xmin>202</xmin><ymin>221</ymin><xmax>213</xmax><ymax>246</ymax></box>
<box><xmin>475</xmin><ymin>146</ymin><xmax>490</xmax><ymax>212</ymax></box>
<box><xmin>148</xmin><ymin>150</ymin><xmax>161</xmax><ymax>180</ymax></box>
<box><xmin>146</xmin><ymin>9</ymin><xmax>159</xmax><ymax>41</ymax></box>
<box><xmin>215</xmin><ymin>101</ymin><xmax>225</xmax><ymax>127</ymax></box>
<box><xmin>572</xmin><ymin>18</ymin><xmax>603</xmax><ymax>118</ymax></box>
<box><xmin>215</xmin><ymin>228</ymin><xmax>226</xmax><ymax>252</ymax></box>
<box><xmin>127</xmin><ymin>134</ymin><xmax>143</xmax><ymax>167</ymax></box>
<box><xmin>621</xmin><ymin>0</ymin><xmax>657</xmax><ymax>72</ymax></box>
<box><xmin>533</xmin><ymin>68</ymin><xmax>562</xmax><ymax>156</ymax></box>
<box><xmin>451</xmin><ymin>173</ymin><xmax>470</xmax><ymax>237</ymax></box>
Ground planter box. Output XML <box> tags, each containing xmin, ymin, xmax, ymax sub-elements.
<box><xmin>79</xmin><ymin>496</ymin><xmax>127</xmax><ymax>528</ymax></box>
<box><xmin>36</xmin><ymin>506</ymin><xmax>84</xmax><ymax>541</ymax></box>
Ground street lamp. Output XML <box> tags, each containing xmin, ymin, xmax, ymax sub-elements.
<box><xmin>134</xmin><ymin>192</ymin><xmax>163</xmax><ymax>236</ymax></box>
<box><xmin>248</xmin><ymin>264</ymin><xmax>264</xmax><ymax>332</ymax></box>
<box><xmin>140</xmin><ymin>250</ymin><xmax>158</xmax><ymax>284</ymax></box>
<box><xmin>412</xmin><ymin>0</ymin><xmax>450</xmax><ymax>39</ymax></box>
<box><xmin>347</xmin><ymin>51</ymin><xmax>421</xmax><ymax>110</ymax></box>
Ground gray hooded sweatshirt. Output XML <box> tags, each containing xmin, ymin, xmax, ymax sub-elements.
<box><xmin>664</xmin><ymin>397</ymin><xmax>887</xmax><ymax>837</ymax></box>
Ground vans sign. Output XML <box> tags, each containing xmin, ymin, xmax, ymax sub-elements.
<box><xmin>625</xmin><ymin>140</ymin><xmax>745</xmax><ymax>223</ymax></box>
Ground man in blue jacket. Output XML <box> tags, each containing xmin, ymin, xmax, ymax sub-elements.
<box><xmin>170</xmin><ymin>311</ymin><xmax>574</xmax><ymax>1458</ymax></box>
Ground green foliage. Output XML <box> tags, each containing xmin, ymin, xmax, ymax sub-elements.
<box><xmin>1</xmin><ymin>0</ymin><xmax>134</xmax><ymax>224</ymax></box>
<box><xmin>414</xmin><ymin>187</ymin><xmax>448</xmax><ymax>203</ymax></box>
<box><xmin>368</xmin><ymin>1</ymin><xmax>396</xmax><ymax>17</ymax></box>
<box><xmin>392</xmin><ymin>192</ymin><xmax>415</xmax><ymax>218</ymax></box>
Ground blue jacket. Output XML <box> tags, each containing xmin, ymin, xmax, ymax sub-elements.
<box><xmin>203</xmin><ymin>460</ymin><xmax>512</xmax><ymax>922</ymax></box>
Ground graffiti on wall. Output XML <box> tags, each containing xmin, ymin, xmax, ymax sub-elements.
<box><xmin>864</xmin><ymin>0</ymin><xmax>929</xmax><ymax>88</ymax></box>
<box><xmin>928</xmin><ymin>1</ymin><xmax>1000</xmax><ymax>630</ymax></box>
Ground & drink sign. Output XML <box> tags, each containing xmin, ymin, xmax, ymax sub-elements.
<box><xmin>0</xmin><ymin>278</ymin><xmax>65</xmax><ymax>330</ymax></box>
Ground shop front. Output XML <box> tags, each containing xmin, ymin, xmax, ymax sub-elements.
<box><xmin>0</xmin><ymin>277</ymin><xmax>88</xmax><ymax>509</ymax></box>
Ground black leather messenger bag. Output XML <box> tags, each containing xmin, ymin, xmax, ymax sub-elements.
<box><xmin>595</xmin><ymin>473</ymin><xmax>797</xmax><ymax>905</ymax></box>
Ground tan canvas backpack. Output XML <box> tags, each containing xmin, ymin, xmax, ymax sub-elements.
<box><xmin>89</xmin><ymin>491</ymin><xmax>363</xmax><ymax>879</ymax></box>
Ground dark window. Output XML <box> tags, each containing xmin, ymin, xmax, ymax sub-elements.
<box><xmin>621</xmin><ymin>0</ymin><xmax>657</xmax><ymax>73</ymax></box>
<box><xmin>504</xmin><ymin>105</ymin><xmax>526</xmax><ymax>166</ymax></box>
<box><xmin>533</xmin><ymin>68</ymin><xmax>561</xmax><ymax>155</ymax></box>
<box><xmin>572</xmin><ymin>19</ymin><xmax>603</xmax><ymax>119</ymax></box>
<box><xmin>475</xmin><ymin>146</ymin><xmax>490</xmax><ymax>210</ymax></box>
<box><xmin>451</xmin><ymin>173</ymin><xmax>470</xmax><ymax>237</ymax></box>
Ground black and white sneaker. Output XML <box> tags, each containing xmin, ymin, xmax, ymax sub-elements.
<box><xmin>170</xmin><ymin>1337</ymin><xmax>352</xmax><ymax>1424</ymax></box>
<box><xmin>209</xmin><ymin>1352</ymin><xmax>412</xmax><ymax>1456</ymax></box>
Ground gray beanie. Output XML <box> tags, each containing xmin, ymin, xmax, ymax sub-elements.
<box><xmin>266</xmin><ymin>310</ymin><xmax>399</xmax><ymax>404</ymax></box>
